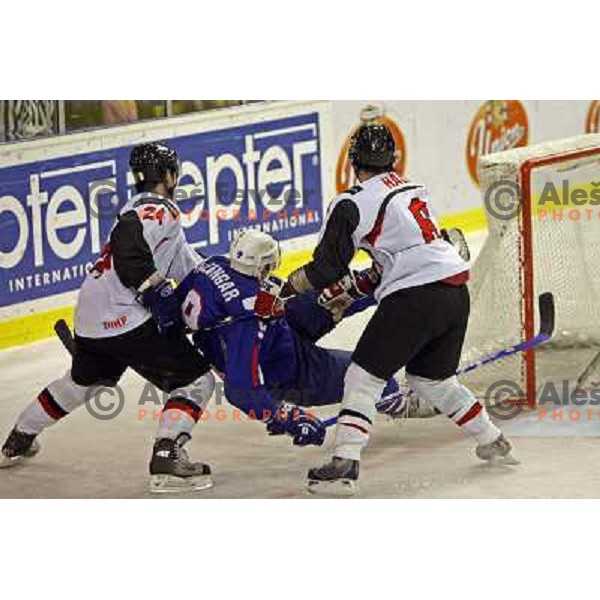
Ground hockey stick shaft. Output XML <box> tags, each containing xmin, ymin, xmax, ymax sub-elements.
<box><xmin>457</xmin><ymin>292</ymin><xmax>554</xmax><ymax>375</ymax></box>
<box><xmin>323</xmin><ymin>292</ymin><xmax>555</xmax><ymax>428</ymax></box>
<box><xmin>576</xmin><ymin>351</ymin><xmax>600</xmax><ymax>389</ymax></box>
<box><xmin>55</xmin><ymin>293</ymin><xmax>555</xmax><ymax>430</ymax></box>
<box><xmin>54</xmin><ymin>319</ymin><xmax>75</xmax><ymax>356</ymax></box>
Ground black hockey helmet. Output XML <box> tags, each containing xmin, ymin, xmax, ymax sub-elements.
<box><xmin>129</xmin><ymin>142</ymin><xmax>180</xmax><ymax>184</ymax></box>
<box><xmin>348</xmin><ymin>124</ymin><xmax>395</xmax><ymax>173</ymax></box>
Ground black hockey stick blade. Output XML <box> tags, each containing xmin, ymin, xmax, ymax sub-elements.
<box><xmin>54</xmin><ymin>319</ymin><xmax>75</xmax><ymax>356</ymax></box>
<box><xmin>537</xmin><ymin>292</ymin><xmax>555</xmax><ymax>338</ymax></box>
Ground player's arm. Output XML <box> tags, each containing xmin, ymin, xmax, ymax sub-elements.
<box><xmin>223</xmin><ymin>319</ymin><xmax>325</xmax><ymax>446</ymax></box>
<box><xmin>256</xmin><ymin>263</ymin><xmax>378</xmax><ymax>335</ymax></box>
<box><xmin>111</xmin><ymin>210</ymin><xmax>181</xmax><ymax>335</ymax></box>
<box><xmin>286</xmin><ymin>198</ymin><xmax>360</xmax><ymax>295</ymax></box>
<box><xmin>283</xmin><ymin>268</ymin><xmax>378</xmax><ymax>342</ymax></box>
<box><xmin>315</xmin><ymin>265</ymin><xmax>379</xmax><ymax>322</ymax></box>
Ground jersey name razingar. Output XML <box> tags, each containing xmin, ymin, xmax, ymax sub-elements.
<box><xmin>195</xmin><ymin>260</ymin><xmax>240</xmax><ymax>303</ymax></box>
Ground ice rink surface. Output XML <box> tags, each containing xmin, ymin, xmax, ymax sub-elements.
<box><xmin>2</xmin><ymin>231</ymin><xmax>600</xmax><ymax>499</ymax></box>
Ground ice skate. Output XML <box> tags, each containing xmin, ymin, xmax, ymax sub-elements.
<box><xmin>376</xmin><ymin>382</ymin><xmax>438</xmax><ymax>420</ymax></box>
<box><xmin>476</xmin><ymin>434</ymin><xmax>519</xmax><ymax>465</ymax></box>
<box><xmin>0</xmin><ymin>428</ymin><xmax>40</xmax><ymax>469</ymax></box>
<box><xmin>306</xmin><ymin>457</ymin><xmax>359</xmax><ymax>497</ymax></box>
<box><xmin>148</xmin><ymin>433</ymin><xmax>213</xmax><ymax>493</ymax></box>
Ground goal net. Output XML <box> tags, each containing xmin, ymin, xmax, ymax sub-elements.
<box><xmin>461</xmin><ymin>134</ymin><xmax>600</xmax><ymax>407</ymax></box>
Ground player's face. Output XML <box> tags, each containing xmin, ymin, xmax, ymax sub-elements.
<box><xmin>257</xmin><ymin>265</ymin><xmax>272</xmax><ymax>281</ymax></box>
<box><xmin>165</xmin><ymin>169</ymin><xmax>179</xmax><ymax>198</ymax></box>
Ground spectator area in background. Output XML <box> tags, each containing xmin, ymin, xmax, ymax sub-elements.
<box><xmin>0</xmin><ymin>100</ymin><xmax>248</xmax><ymax>142</ymax></box>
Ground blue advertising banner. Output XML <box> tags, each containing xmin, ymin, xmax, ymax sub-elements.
<box><xmin>0</xmin><ymin>111</ymin><xmax>324</xmax><ymax>308</ymax></box>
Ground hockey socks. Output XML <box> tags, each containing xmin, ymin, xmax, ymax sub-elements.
<box><xmin>16</xmin><ymin>371</ymin><xmax>89</xmax><ymax>435</ymax></box>
<box><xmin>407</xmin><ymin>373</ymin><xmax>501</xmax><ymax>445</ymax></box>
<box><xmin>334</xmin><ymin>363</ymin><xmax>387</xmax><ymax>461</ymax></box>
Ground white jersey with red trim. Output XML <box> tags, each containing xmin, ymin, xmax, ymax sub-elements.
<box><xmin>74</xmin><ymin>193</ymin><xmax>200</xmax><ymax>339</ymax></box>
<box><xmin>330</xmin><ymin>172</ymin><xmax>468</xmax><ymax>301</ymax></box>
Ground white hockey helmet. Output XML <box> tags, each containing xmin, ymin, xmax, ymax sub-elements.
<box><xmin>229</xmin><ymin>229</ymin><xmax>281</xmax><ymax>279</ymax></box>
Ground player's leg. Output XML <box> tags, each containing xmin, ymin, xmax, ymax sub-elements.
<box><xmin>290</xmin><ymin>337</ymin><xmax>433</xmax><ymax>417</ymax></box>
<box><xmin>405</xmin><ymin>285</ymin><xmax>516</xmax><ymax>464</ymax></box>
<box><xmin>121</xmin><ymin>321</ymin><xmax>216</xmax><ymax>493</ymax></box>
<box><xmin>375</xmin><ymin>376</ymin><xmax>438</xmax><ymax>419</ymax></box>
<box><xmin>307</xmin><ymin>282</ymin><xmax>515</xmax><ymax>495</ymax></box>
<box><xmin>0</xmin><ymin>336</ymin><xmax>126</xmax><ymax>468</ymax></box>
<box><xmin>307</xmin><ymin>289</ymin><xmax>428</xmax><ymax>495</ymax></box>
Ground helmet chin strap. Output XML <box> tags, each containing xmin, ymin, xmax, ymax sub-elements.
<box><xmin>352</xmin><ymin>160</ymin><xmax>368</xmax><ymax>181</ymax></box>
<box><xmin>166</xmin><ymin>167</ymin><xmax>179</xmax><ymax>199</ymax></box>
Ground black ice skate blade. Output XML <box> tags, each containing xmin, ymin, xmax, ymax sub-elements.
<box><xmin>0</xmin><ymin>455</ymin><xmax>35</xmax><ymax>469</ymax></box>
<box><xmin>306</xmin><ymin>478</ymin><xmax>358</xmax><ymax>498</ymax></box>
<box><xmin>148</xmin><ymin>474</ymin><xmax>214</xmax><ymax>494</ymax></box>
<box><xmin>0</xmin><ymin>441</ymin><xmax>41</xmax><ymax>469</ymax></box>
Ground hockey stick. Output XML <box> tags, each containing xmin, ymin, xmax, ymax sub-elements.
<box><xmin>54</xmin><ymin>319</ymin><xmax>75</xmax><ymax>356</ymax></box>
<box><xmin>575</xmin><ymin>351</ymin><xmax>600</xmax><ymax>389</ymax></box>
<box><xmin>322</xmin><ymin>292</ymin><xmax>555</xmax><ymax>427</ymax></box>
<box><xmin>54</xmin><ymin>294</ymin><xmax>555</xmax><ymax>429</ymax></box>
<box><xmin>53</xmin><ymin>313</ymin><xmax>257</xmax><ymax>351</ymax></box>
<box><xmin>456</xmin><ymin>291</ymin><xmax>555</xmax><ymax>375</ymax></box>
<box><xmin>443</xmin><ymin>227</ymin><xmax>471</xmax><ymax>262</ymax></box>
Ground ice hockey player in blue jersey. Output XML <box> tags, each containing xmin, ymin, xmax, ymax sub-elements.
<box><xmin>177</xmin><ymin>230</ymin><xmax>430</xmax><ymax>448</ymax></box>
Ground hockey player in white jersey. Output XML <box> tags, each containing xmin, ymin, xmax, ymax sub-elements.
<box><xmin>279</xmin><ymin>124</ymin><xmax>517</xmax><ymax>496</ymax></box>
<box><xmin>0</xmin><ymin>142</ymin><xmax>216</xmax><ymax>493</ymax></box>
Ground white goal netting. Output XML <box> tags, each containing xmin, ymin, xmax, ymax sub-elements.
<box><xmin>460</xmin><ymin>134</ymin><xmax>600</xmax><ymax>404</ymax></box>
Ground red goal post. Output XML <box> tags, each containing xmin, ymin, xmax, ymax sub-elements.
<box><xmin>462</xmin><ymin>134</ymin><xmax>600</xmax><ymax>408</ymax></box>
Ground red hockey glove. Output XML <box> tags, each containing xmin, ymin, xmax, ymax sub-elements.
<box><xmin>317</xmin><ymin>265</ymin><xmax>381</xmax><ymax>322</ymax></box>
<box><xmin>254</xmin><ymin>276</ymin><xmax>286</xmax><ymax>318</ymax></box>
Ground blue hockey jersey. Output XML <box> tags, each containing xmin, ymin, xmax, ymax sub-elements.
<box><xmin>178</xmin><ymin>256</ymin><xmax>298</xmax><ymax>420</ymax></box>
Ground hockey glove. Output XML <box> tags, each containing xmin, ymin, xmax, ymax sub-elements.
<box><xmin>138</xmin><ymin>279</ymin><xmax>182</xmax><ymax>336</ymax></box>
<box><xmin>266</xmin><ymin>402</ymin><xmax>326</xmax><ymax>446</ymax></box>
<box><xmin>317</xmin><ymin>265</ymin><xmax>381</xmax><ymax>322</ymax></box>
<box><xmin>254</xmin><ymin>276</ymin><xmax>287</xmax><ymax>319</ymax></box>
<box><xmin>284</xmin><ymin>267</ymin><xmax>314</xmax><ymax>298</ymax></box>
<box><xmin>441</xmin><ymin>228</ymin><xmax>471</xmax><ymax>262</ymax></box>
